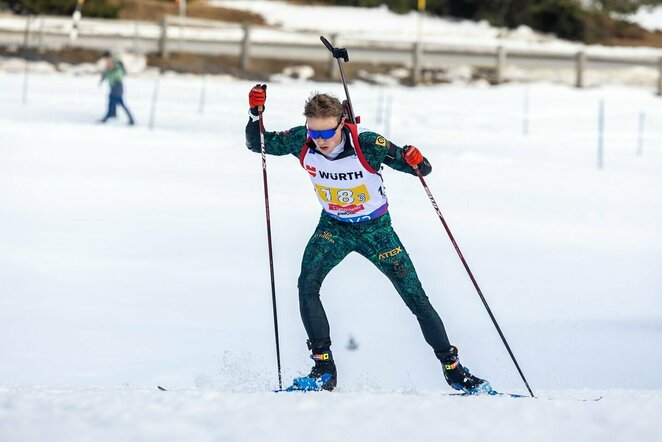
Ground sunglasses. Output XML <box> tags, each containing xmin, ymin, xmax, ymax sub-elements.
<box><xmin>307</xmin><ymin>119</ymin><xmax>343</xmax><ymax>140</ymax></box>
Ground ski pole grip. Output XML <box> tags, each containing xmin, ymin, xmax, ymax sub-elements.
<box><xmin>320</xmin><ymin>35</ymin><xmax>334</xmax><ymax>52</ymax></box>
<box><xmin>320</xmin><ymin>36</ymin><xmax>349</xmax><ymax>62</ymax></box>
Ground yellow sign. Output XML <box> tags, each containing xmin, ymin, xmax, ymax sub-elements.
<box><xmin>314</xmin><ymin>183</ymin><xmax>370</xmax><ymax>206</ymax></box>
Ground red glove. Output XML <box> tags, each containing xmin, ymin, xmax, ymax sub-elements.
<box><xmin>249</xmin><ymin>84</ymin><xmax>267</xmax><ymax>109</ymax></box>
<box><xmin>403</xmin><ymin>145</ymin><xmax>424</xmax><ymax>167</ymax></box>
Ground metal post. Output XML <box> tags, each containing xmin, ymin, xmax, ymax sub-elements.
<box><xmin>198</xmin><ymin>74</ymin><xmax>207</xmax><ymax>114</ymax></box>
<box><xmin>22</xmin><ymin>14</ymin><xmax>31</xmax><ymax>48</ymax></box>
<box><xmin>132</xmin><ymin>21</ymin><xmax>139</xmax><ymax>53</ymax></box>
<box><xmin>38</xmin><ymin>15</ymin><xmax>45</xmax><ymax>53</ymax></box>
<box><xmin>22</xmin><ymin>63</ymin><xmax>30</xmax><ymax>105</ymax></box>
<box><xmin>523</xmin><ymin>87</ymin><xmax>529</xmax><ymax>136</ymax></box>
<box><xmin>412</xmin><ymin>1</ymin><xmax>425</xmax><ymax>85</ymax></box>
<box><xmin>496</xmin><ymin>46</ymin><xmax>506</xmax><ymax>84</ymax></box>
<box><xmin>597</xmin><ymin>99</ymin><xmax>604</xmax><ymax>169</ymax></box>
<box><xmin>637</xmin><ymin>112</ymin><xmax>645</xmax><ymax>156</ymax></box>
<box><xmin>412</xmin><ymin>41</ymin><xmax>422</xmax><ymax>85</ymax></box>
<box><xmin>327</xmin><ymin>34</ymin><xmax>338</xmax><ymax>80</ymax></box>
<box><xmin>576</xmin><ymin>50</ymin><xmax>586</xmax><ymax>88</ymax></box>
<box><xmin>159</xmin><ymin>16</ymin><xmax>169</xmax><ymax>58</ymax></box>
<box><xmin>178</xmin><ymin>0</ymin><xmax>186</xmax><ymax>51</ymax></box>
<box><xmin>240</xmin><ymin>25</ymin><xmax>251</xmax><ymax>71</ymax></box>
<box><xmin>69</xmin><ymin>0</ymin><xmax>85</xmax><ymax>42</ymax></box>
<box><xmin>149</xmin><ymin>71</ymin><xmax>161</xmax><ymax>130</ymax></box>
<box><xmin>22</xmin><ymin>15</ymin><xmax>32</xmax><ymax>106</ymax></box>
<box><xmin>179</xmin><ymin>0</ymin><xmax>187</xmax><ymax>20</ymax></box>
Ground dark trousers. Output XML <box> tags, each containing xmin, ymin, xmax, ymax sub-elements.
<box><xmin>297</xmin><ymin>212</ymin><xmax>452</xmax><ymax>353</ymax></box>
<box><xmin>102</xmin><ymin>94</ymin><xmax>134</xmax><ymax>123</ymax></box>
<box><xmin>102</xmin><ymin>83</ymin><xmax>134</xmax><ymax>124</ymax></box>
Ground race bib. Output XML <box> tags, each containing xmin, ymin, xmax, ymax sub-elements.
<box><xmin>314</xmin><ymin>183</ymin><xmax>371</xmax><ymax>206</ymax></box>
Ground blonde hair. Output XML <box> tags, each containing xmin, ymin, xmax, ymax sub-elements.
<box><xmin>303</xmin><ymin>93</ymin><xmax>343</xmax><ymax>119</ymax></box>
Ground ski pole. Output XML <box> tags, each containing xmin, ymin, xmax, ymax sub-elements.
<box><xmin>320</xmin><ymin>35</ymin><xmax>357</xmax><ymax>124</ymax></box>
<box><xmin>257</xmin><ymin>101</ymin><xmax>283</xmax><ymax>390</ymax></box>
<box><xmin>412</xmin><ymin>165</ymin><xmax>535</xmax><ymax>398</ymax></box>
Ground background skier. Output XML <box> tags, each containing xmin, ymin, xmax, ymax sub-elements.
<box><xmin>99</xmin><ymin>51</ymin><xmax>135</xmax><ymax>125</ymax></box>
<box><xmin>245</xmin><ymin>84</ymin><xmax>490</xmax><ymax>394</ymax></box>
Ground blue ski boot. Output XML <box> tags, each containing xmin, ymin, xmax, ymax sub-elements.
<box><xmin>437</xmin><ymin>346</ymin><xmax>492</xmax><ymax>395</ymax></box>
<box><xmin>286</xmin><ymin>351</ymin><xmax>337</xmax><ymax>392</ymax></box>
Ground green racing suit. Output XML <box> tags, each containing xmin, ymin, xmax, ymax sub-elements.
<box><xmin>245</xmin><ymin>113</ymin><xmax>452</xmax><ymax>356</ymax></box>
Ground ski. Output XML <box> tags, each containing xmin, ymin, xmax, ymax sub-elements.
<box><xmin>162</xmin><ymin>385</ymin><xmax>601</xmax><ymax>401</ymax></box>
<box><xmin>273</xmin><ymin>385</ymin><xmax>328</xmax><ymax>393</ymax></box>
<box><xmin>274</xmin><ymin>389</ymin><xmax>601</xmax><ymax>401</ymax></box>
<box><xmin>449</xmin><ymin>391</ymin><xmax>529</xmax><ymax>398</ymax></box>
<box><xmin>273</xmin><ymin>390</ymin><xmax>528</xmax><ymax>397</ymax></box>
<box><xmin>449</xmin><ymin>391</ymin><xmax>603</xmax><ymax>401</ymax></box>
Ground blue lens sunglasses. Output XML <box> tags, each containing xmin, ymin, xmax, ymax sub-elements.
<box><xmin>307</xmin><ymin>118</ymin><xmax>343</xmax><ymax>140</ymax></box>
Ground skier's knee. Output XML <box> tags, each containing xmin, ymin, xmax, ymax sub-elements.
<box><xmin>298</xmin><ymin>274</ymin><xmax>322</xmax><ymax>300</ymax></box>
<box><xmin>404</xmin><ymin>293</ymin><xmax>433</xmax><ymax>318</ymax></box>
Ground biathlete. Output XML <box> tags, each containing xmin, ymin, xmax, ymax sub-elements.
<box><xmin>245</xmin><ymin>84</ymin><xmax>490</xmax><ymax>394</ymax></box>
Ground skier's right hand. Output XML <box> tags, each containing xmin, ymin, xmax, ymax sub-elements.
<box><xmin>249</xmin><ymin>84</ymin><xmax>267</xmax><ymax>111</ymax></box>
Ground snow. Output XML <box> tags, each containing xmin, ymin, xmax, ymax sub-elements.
<box><xmin>630</xmin><ymin>5</ymin><xmax>662</xmax><ymax>31</ymax></box>
<box><xmin>1</xmin><ymin>387</ymin><xmax>659</xmax><ymax>442</ymax></box>
<box><xmin>1</xmin><ymin>69</ymin><xmax>661</xmax><ymax>441</ymax></box>
<box><xmin>1</xmin><ymin>3</ymin><xmax>662</xmax><ymax>440</ymax></box>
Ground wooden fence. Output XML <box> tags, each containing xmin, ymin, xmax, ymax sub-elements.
<box><xmin>1</xmin><ymin>14</ymin><xmax>661</xmax><ymax>93</ymax></box>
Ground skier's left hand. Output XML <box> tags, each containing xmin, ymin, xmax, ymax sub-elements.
<box><xmin>403</xmin><ymin>145</ymin><xmax>424</xmax><ymax>167</ymax></box>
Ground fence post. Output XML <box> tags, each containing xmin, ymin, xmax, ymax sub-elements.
<box><xmin>240</xmin><ymin>24</ymin><xmax>251</xmax><ymax>71</ymax></box>
<box><xmin>496</xmin><ymin>45</ymin><xmax>506</xmax><ymax>84</ymax></box>
<box><xmin>327</xmin><ymin>33</ymin><xmax>338</xmax><ymax>80</ymax></box>
<box><xmin>199</xmin><ymin>74</ymin><xmax>207</xmax><ymax>114</ymax></box>
<box><xmin>597</xmin><ymin>99</ymin><xmax>604</xmax><ymax>170</ymax></box>
<box><xmin>132</xmin><ymin>21</ymin><xmax>139</xmax><ymax>53</ymax></box>
<box><xmin>23</xmin><ymin>14</ymin><xmax>32</xmax><ymax>49</ymax></box>
<box><xmin>149</xmin><ymin>70</ymin><xmax>162</xmax><ymax>130</ymax></box>
<box><xmin>411</xmin><ymin>41</ymin><xmax>422</xmax><ymax>85</ymax></box>
<box><xmin>38</xmin><ymin>15</ymin><xmax>45</xmax><ymax>53</ymax></box>
<box><xmin>576</xmin><ymin>50</ymin><xmax>586</xmax><ymax>88</ymax></box>
<box><xmin>22</xmin><ymin>15</ymin><xmax>32</xmax><ymax>106</ymax></box>
<box><xmin>637</xmin><ymin>112</ymin><xmax>645</xmax><ymax>156</ymax></box>
<box><xmin>522</xmin><ymin>87</ymin><xmax>529</xmax><ymax>135</ymax></box>
<box><xmin>159</xmin><ymin>16</ymin><xmax>169</xmax><ymax>58</ymax></box>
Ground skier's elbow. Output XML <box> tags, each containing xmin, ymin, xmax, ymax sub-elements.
<box><xmin>246</xmin><ymin>140</ymin><xmax>261</xmax><ymax>153</ymax></box>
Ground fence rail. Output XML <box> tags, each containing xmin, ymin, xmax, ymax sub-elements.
<box><xmin>1</xmin><ymin>14</ymin><xmax>662</xmax><ymax>92</ymax></box>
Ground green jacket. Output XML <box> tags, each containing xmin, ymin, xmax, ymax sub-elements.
<box><xmin>101</xmin><ymin>57</ymin><xmax>126</xmax><ymax>87</ymax></box>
